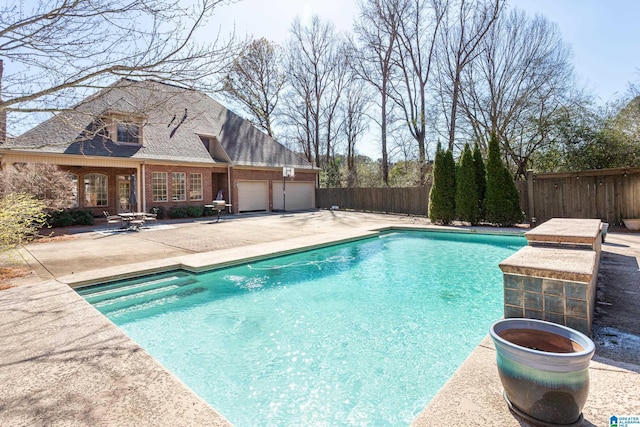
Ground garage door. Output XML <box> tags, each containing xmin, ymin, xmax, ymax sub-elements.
<box><xmin>272</xmin><ymin>182</ymin><xmax>315</xmax><ymax>211</ymax></box>
<box><xmin>237</xmin><ymin>181</ymin><xmax>269</xmax><ymax>212</ymax></box>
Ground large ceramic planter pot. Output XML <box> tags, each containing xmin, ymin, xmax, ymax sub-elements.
<box><xmin>489</xmin><ymin>318</ymin><xmax>595</xmax><ymax>426</ymax></box>
<box><xmin>623</xmin><ymin>218</ymin><xmax>640</xmax><ymax>231</ymax></box>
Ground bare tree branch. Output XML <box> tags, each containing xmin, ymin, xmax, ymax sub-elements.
<box><xmin>1</xmin><ymin>0</ymin><xmax>239</xmax><ymax>137</ymax></box>
<box><xmin>221</xmin><ymin>37</ymin><xmax>286</xmax><ymax>137</ymax></box>
<box><xmin>458</xmin><ymin>8</ymin><xmax>574</xmax><ymax>177</ymax></box>
<box><xmin>283</xmin><ymin>15</ymin><xmax>343</xmax><ymax>167</ymax></box>
<box><xmin>436</xmin><ymin>0</ymin><xmax>502</xmax><ymax>151</ymax></box>
<box><xmin>353</xmin><ymin>0</ymin><xmax>404</xmax><ymax>185</ymax></box>
<box><xmin>388</xmin><ymin>0</ymin><xmax>446</xmax><ymax>185</ymax></box>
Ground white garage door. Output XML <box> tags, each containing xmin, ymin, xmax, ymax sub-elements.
<box><xmin>237</xmin><ymin>181</ymin><xmax>269</xmax><ymax>212</ymax></box>
<box><xmin>272</xmin><ymin>182</ymin><xmax>315</xmax><ymax>211</ymax></box>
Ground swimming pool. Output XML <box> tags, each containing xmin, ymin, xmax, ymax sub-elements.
<box><xmin>78</xmin><ymin>230</ymin><xmax>525</xmax><ymax>426</ymax></box>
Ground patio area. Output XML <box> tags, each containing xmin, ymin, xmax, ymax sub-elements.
<box><xmin>1</xmin><ymin>210</ymin><xmax>638</xmax><ymax>426</ymax></box>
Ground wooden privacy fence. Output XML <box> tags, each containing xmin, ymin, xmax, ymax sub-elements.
<box><xmin>317</xmin><ymin>186</ymin><xmax>431</xmax><ymax>216</ymax></box>
<box><xmin>518</xmin><ymin>167</ymin><xmax>640</xmax><ymax>225</ymax></box>
<box><xmin>317</xmin><ymin>167</ymin><xmax>640</xmax><ymax>225</ymax></box>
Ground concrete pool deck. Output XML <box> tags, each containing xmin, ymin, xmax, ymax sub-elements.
<box><xmin>1</xmin><ymin>210</ymin><xmax>638</xmax><ymax>426</ymax></box>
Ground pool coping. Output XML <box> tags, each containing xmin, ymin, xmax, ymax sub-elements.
<box><xmin>63</xmin><ymin>225</ymin><xmax>525</xmax><ymax>289</ymax></box>
<box><xmin>62</xmin><ymin>228</ymin><xmax>384</xmax><ymax>288</ymax></box>
<box><xmin>2</xmin><ymin>220</ymin><xmax>638</xmax><ymax>426</ymax></box>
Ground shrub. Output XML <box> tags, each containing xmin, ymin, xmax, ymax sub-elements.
<box><xmin>186</xmin><ymin>205</ymin><xmax>204</xmax><ymax>217</ymax></box>
<box><xmin>429</xmin><ymin>143</ymin><xmax>456</xmax><ymax>224</ymax></box>
<box><xmin>47</xmin><ymin>210</ymin><xmax>74</xmax><ymax>228</ymax></box>
<box><xmin>473</xmin><ymin>142</ymin><xmax>487</xmax><ymax>220</ymax></box>
<box><xmin>484</xmin><ymin>133</ymin><xmax>524</xmax><ymax>226</ymax></box>
<box><xmin>0</xmin><ymin>193</ymin><xmax>48</xmax><ymax>251</ymax></box>
<box><xmin>168</xmin><ymin>206</ymin><xmax>188</xmax><ymax>219</ymax></box>
<box><xmin>47</xmin><ymin>209</ymin><xmax>95</xmax><ymax>227</ymax></box>
<box><xmin>455</xmin><ymin>144</ymin><xmax>480</xmax><ymax>225</ymax></box>
<box><xmin>70</xmin><ymin>210</ymin><xmax>94</xmax><ymax>226</ymax></box>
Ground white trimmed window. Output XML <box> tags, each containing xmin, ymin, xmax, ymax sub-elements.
<box><xmin>84</xmin><ymin>173</ymin><xmax>107</xmax><ymax>207</ymax></box>
<box><xmin>102</xmin><ymin>111</ymin><xmax>144</xmax><ymax>145</ymax></box>
<box><xmin>189</xmin><ymin>173</ymin><xmax>203</xmax><ymax>201</ymax></box>
<box><xmin>152</xmin><ymin>172</ymin><xmax>168</xmax><ymax>202</ymax></box>
<box><xmin>116</xmin><ymin>122</ymin><xmax>140</xmax><ymax>144</ymax></box>
<box><xmin>172</xmin><ymin>172</ymin><xmax>186</xmax><ymax>201</ymax></box>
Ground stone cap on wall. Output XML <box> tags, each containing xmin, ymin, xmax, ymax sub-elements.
<box><xmin>525</xmin><ymin>218</ymin><xmax>602</xmax><ymax>246</ymax></box>
<box><xmin>499</xmin><ymin>245</ymin><xmax>597</xmax><ymax>283</ymax></box>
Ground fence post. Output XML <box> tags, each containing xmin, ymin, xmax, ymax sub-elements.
<box><xmin>526</xmin><ymin>170</ymin><xmax>535</xmax><ymax>225</ymax></box>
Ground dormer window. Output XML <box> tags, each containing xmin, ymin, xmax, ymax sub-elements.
<box><xmin>117</xmin><ymin>122</ymin><xmax>140</xmax><ymax>144</ymax></box>
<box><xmin>101</xmin><ymin>110</ymin><xmax>145</xmax><ymax>145</ymax></box>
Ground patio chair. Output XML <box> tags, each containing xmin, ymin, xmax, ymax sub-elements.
<box><xmin>103</xmin><ymin>211</ymin><xmax>123</xmax><ymax>229</ymax></box>
<box><xmin>143</xmin><ymin>208</ymin><xmax>159</xmax><ymax>227</ymax></box>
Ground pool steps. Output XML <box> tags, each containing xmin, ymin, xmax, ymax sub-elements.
<box><xmin>80</xmin><ymin>275</ymin><xmax>183</xmax><ymax>299</ymax></box>
<box><xmin>93</xmin><ymin>285</ymin><xmax>181</xmax><ymax>308</ymax></box>
<box><xmin>78</xmin><ymin>274</ymin><xmax>202</xmax><ymax>315</ymax></box>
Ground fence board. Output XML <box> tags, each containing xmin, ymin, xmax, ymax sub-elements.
<box><xmin>521</xmin><ymin>167</ymin><xmax>640</xmax><ymax>225</ymax></box>
<box><xmin>316</xmin><ymin>187</ymin><xmax>430</xmax><ymax>216</ymax></box>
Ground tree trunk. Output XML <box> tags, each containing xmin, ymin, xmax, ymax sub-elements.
<box><xmin>381</xmin><ymin>79</ymin><xmax>389</xmax><ymax>185</ymax></box>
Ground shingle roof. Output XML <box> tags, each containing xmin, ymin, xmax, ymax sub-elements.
<box><xmin>5</xmin><ymin>79</ymin><xmax>315</xmax><ymax>169</ymax></box>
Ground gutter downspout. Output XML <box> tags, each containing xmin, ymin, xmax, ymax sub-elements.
<box><xmin>227</xmin><ymin>164</ymin><xmax>232</xmax><ymax>213</ymax></box>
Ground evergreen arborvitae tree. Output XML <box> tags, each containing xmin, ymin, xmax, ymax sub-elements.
<box><xmin>484</xmin><ymin>133</ymin><xmax>524</xmax><ymax>226</ymax></box>
<box><xmin>473</xmin><ymin>142</ymin><xmax>487</xmax><ymax>220</ymax></box>
<box><xmin>429</xmin><ymin>143</ymin><xmax>456</xmax><ymax>224</ymax></box>
<box><xmin>428</xmin><ymin>143</ymin><xmax>445</xmax><ymax>223</ymax></box>
<box><xmin>455</xmin><ymin>143</ymin><xmax>480</xmax><ymax>224</ymax></box>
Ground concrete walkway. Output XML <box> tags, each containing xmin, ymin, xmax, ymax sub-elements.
<box><xmin>1</xmin><ymin>211</ymin><xmax>638</xmax><ymax>426</ymax></box>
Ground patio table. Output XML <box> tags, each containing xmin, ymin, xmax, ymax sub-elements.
<box><xmin>118</xmin><ymin>212</ymin><xmax>147</xmax><ymax>231</ymax></box>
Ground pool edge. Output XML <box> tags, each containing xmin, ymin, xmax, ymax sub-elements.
<box><xmin>67</xmin><ymin>225</ymin><xmax>525</xmax><ymax>289</ymax></box>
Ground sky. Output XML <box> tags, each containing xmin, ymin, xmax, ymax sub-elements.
<box><xmin>210</xmin><ymin>0</ymin><xmax>640</xmax><ymax>102</ymax></box>
<box><xmin>207</xmin><ymin>0</ymin><xmax>640</xmax><ymax>159</ymax></box>
<box><xmin>511</xmin><ymin>0</ymin><xmax>640</xmax><ymax>102</ymax></box>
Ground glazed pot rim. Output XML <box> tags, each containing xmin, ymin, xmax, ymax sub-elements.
<box><xmin>490</xmin><ymin>318</ymin><xmax>595</xmax><ymax>358</ymax></box>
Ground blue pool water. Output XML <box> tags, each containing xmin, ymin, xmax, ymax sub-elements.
<box><xmin>78</xmin><ymin>231</ymin><xmax>525</xmax><ymax>426</ymax></box>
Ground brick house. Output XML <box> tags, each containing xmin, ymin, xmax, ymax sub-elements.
<box><xmin>0</xmin><ymin>79</ymin><xmax>318</xmax><ymax>215</ymax></box>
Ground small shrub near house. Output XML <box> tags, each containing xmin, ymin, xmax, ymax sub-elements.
<box><xmin>168</xmin><ymin>206</ymin><xmax>188</xmax><ymax>219</ymax></box>
<box><xmin>47</xmin><ymin>209</ymin><xmax>94</xmax><ymax>228</ymax></box>
<box><xmin>47</xmin><ymin>210</ymin><xmax>74</xmax><ymax>228</ymax></box>
<box><xmin>167</xmin><ymin>205</ymin><xmax>212</xmax><ymax>219</ymax></box>
<box><xmin>70</xmin><ymin>210</ymin><xmax>94</xmax><ymax>226</ymax></box>
<box><xmin>186</xmin><ymin>205</ymin><xmax>204</xmax><ymax>217</ymax></box>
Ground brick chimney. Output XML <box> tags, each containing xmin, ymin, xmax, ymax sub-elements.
<box><xmin>0</xmin><ymin>59</ymin><xmax>5</xmax><ymax>144</ymax></box>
